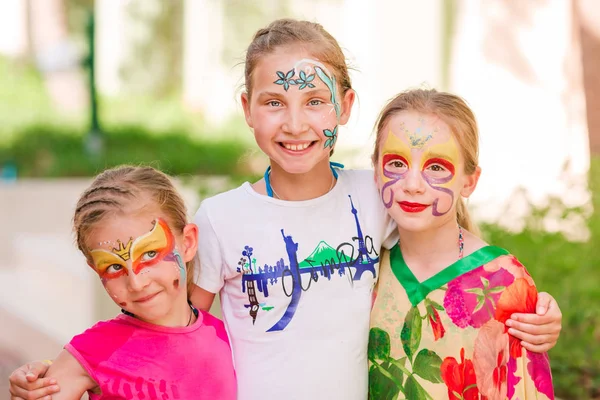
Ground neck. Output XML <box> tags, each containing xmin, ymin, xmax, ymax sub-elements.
<box><xmin>398</xmin><ymin>219</ymin><xmax>461</xmax><ymax>264</ymax></box>
<box><xmin>267</xmin><ymin>159</ymin><xmax>335</xmax><ymax>201</ymax></box>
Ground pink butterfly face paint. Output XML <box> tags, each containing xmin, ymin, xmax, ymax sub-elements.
<box><xmin>378</xmin><ymin>112</ymin><xmax>463</xmax><ymax>221</ymax></box>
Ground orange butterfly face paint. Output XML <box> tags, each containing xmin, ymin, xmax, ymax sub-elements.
<box><xmin>90</xmin><ymin>218</ymin><xmax>176</xmax><ymax>281</ymax></box>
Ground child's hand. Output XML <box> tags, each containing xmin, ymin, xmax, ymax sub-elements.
<box><xmin>505</xmin><ymin>291</ymin><xmax>562</xmax><ymax>353</ymax></box>
<box><xmin>8</xmin><ymin>360</ymin><xmax>59</xmax><ymax>400</ymax></box>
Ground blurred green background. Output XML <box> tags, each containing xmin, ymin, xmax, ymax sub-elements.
<box><xmin>0</xmin><ymin>1</ymin><xmax>599</xmax><ymax>399</ymax></box>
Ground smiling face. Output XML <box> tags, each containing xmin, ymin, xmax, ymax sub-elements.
<box><xmin>376</xmin><ymin>111</ymin><xmax>479</xmax><ymax>232</ymax></box>
<box><xmin>86</xmin><ymin>211</ymin><xmax>195</xmax><ymax>325</ymax></box>
<box><xmin>241</xmin><ymin>45</ymin><xmax>354</xmax><ymax>174</ymax></box>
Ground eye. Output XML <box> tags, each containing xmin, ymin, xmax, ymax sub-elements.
<box><xmin>106</xmin><ymin>264</ymin><xmax>124</xmax><ymax>274</ymax></box>
<box><xmin>386</xmin><ymin>160</ymin><xmax>406</xmax><ymax>169</ymax></box>
<box><xmin>423</xmin><ymin>158</ymin><xmax>455</xmax><ymax>177</ymax></box>
<box><xmin>267</xmin><ymin>100</ymin><xmax>282</xmax><ymax>107</ymax></box>
<box><xmin>427</xmin><ymin>164</ymin><xmax>446</xmax><ymax>172</ymax></box>
<box><xmin>308</xmin><ymin>99</ymin><xmax>323</xmax><ymax>106</ymax></box>
<box><xmin>141</xmin><ymin>250</ymin><xmax>158</xmax><ymax>262</ymax></box>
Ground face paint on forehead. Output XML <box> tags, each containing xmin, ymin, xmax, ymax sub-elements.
<box><xmin>397</xmin><ymin>118</ymin><xmax>437</xmax><ymax>149</ymax></box>
<box><xmin>273</xmin><ymin>58</ymin><xmax>341</xmax><ymax>117</ymax></box>
<box><xmin>90</xmin><ymin>218</ymin><xmax>177</xmax><ymax>279</ymax></box>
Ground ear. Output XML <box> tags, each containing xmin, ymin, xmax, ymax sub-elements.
<box><xmin>460</xmin><ymin>166</ymin><xmax>481</xmax><ymax>198</ymax></box>
<box><xmin>241</xmin><ymin>92</ymin><xmax>254</xmax><ymax>128</ymax></box>
<box><xmin>338</xmin><ymin>89</ymin><xmax>356</xmax><ymax>125</ymax></box>
<box><xmin>181</xmin><ymin>223</ymin><xmax>199</xmax><ymax>263</ymax></box>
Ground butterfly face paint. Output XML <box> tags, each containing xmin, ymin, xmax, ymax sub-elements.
<box><xmin>89</xmin><ymin>218</ymin><xmax>187</xmax><ymax>307</ymax></box>
<box><xmin>378</xmin><ymin>113</ymin><xmax>462</xmax><ymax>220</ymax></box>
<box><xmin>273</xmin><ymin>58</ymin><xmax>341</xmax><ymax>148</ymax></box>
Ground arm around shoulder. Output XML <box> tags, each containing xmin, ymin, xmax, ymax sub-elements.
<box><xmin>190</xmin><ymin>284</ymin><xmax>216</xmax><ymax>312</ymax></box>
<box><xmin>45</xmin><ymin>349</ymin><xmax>97</xmax><ymax>400</ymax></box>
<box><xmin>502</xmin><ymin>255</ymin><xmax>562</xmax><ymax>353</ymax></box>
<box><xmin>192</xmin><ymin>200</ymin><xmax>228</xmax><ymax>293</ymax></box>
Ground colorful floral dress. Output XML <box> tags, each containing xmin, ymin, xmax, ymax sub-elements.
<box><xmin>368</xmin><ymin>245</ymin><xmax>554</xmax><ymax>400</ymax></box>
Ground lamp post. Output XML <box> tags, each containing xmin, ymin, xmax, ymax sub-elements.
<box><xmin>84</xmin><ymin>8</ymin><xmax>103</xmax><ymax>157</ymax></box>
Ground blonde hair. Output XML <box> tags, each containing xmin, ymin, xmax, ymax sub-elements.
<box><xmin>244</xmin><ymin>18</ymin><xmax>352</xmax><ymax>98</ymax></box>
<box><xmin>73</xmin><ymin>165</ymin><xmax>195</xmax><ymax>296</ymax></box>
<box><xmin>372</xmin><ymin>89</ymin><xmax>479</xmax><ymax>233</ymax></box>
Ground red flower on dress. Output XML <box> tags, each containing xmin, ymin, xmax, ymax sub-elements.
<box><xmin>495</xmin><ymin>277</ymin><xmax>538</xmax><ymax>358</ymax></box>
<box><xmin>441</xmin><ymin>348</ymin><xmax>479</xmax><ymax>400</ymax></box>
<box><xmin>425</xmin><ymin>301</ymin><xmax>446</xmax><ymax>341</ymax></box>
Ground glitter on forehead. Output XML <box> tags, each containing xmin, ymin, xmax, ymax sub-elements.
<box><xmin>397</xmin><ymin>119</ymin><xmax>437</xmax><ymax>149</ymax></box>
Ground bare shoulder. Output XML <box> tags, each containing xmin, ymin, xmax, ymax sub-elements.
<box><xmin>46</xmin><ymin>349</ymin><xmax>98</xmax><ymax>399</ymax></box>
<box><xmin>462</xmin><ymin>229</ymin><xmax>489</xmax><ymax>254</ymax></box>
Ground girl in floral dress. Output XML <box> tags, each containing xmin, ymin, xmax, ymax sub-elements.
<box><xmin>368</xmin><ymin>89</ymin><xmax>554</xmax><ymax>400</ymax></box>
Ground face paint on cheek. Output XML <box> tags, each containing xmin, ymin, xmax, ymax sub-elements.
<box><xmin>420</xmin><ymin>137</ymin><xmax>461</xmax><ymax>216</ymax></box>
<box><xmin>380</xmin><ymin>154</ymin><xmax>410</xmax><ymax>208</ymax></box>
<box><xmin>378</xmin><ymin>131</ymin><xmax>412</xmax><ymax>208</ymax></box>
<box><xmin>164</xmin><ymin>249</ymin><xmax>186</xmax><ymax>290</ymax></box>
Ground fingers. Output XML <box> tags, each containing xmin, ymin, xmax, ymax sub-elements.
<box><xmin>521</xmin><ymin>340</ymin><xmax>553</xmax><ymax>353</ymax></box>
<box><xmin>507</xmin><ymin>326</ymin><xmax>554</xmax><ymax>345</ymax></box>
<box><xmin>9</xmin><ymin>362</ymin><xmax>58</xmax><ymax>400</ymax></box>
<box><xmin>10</xmin><ymin>385</ymin><xmax>58</xmax><ymax>400</ymax></box>
<box><xmin>9</xmin><ymin>380</ymin><xmax>59</xmax><ymax>400</ymax></box>
<box><xmin>535</xmin><ymin>292</ymin><xmax>553</xmax><ymax>315</ymax></box>
<box><xmin>508</xmin><ymin>312</ymin><xmax>556</xmax><ymax>325</ymax></box>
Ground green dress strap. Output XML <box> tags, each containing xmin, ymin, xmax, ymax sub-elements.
<box><xmin>389</xmin><ymin>244</ymin><xmax>510</xmax><ymax>307</ymax></box>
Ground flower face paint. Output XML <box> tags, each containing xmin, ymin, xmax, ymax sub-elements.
<box><xmin>88</xmin><ymin>216</ymin><xmax>188</xmax><ymax>323</ymax></box>
<box><xmin>243</xmin><ymin>47</ymin><xmax>350</xmax><ymax>175</ymax></box>
<box><xmin>377</xmin><ymin>111</ymin><xmax>465</xmax><ymax>231</ymax></box>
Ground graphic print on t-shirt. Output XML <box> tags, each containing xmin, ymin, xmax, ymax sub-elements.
<box><xmin>237</xmin><ymin>195</ymin><xmax>379</xmax><ymax>332</ymax></box>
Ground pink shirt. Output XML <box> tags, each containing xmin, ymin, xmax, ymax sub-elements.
<box><xmin>66</xmin><ymin>311</ymin><xmax>236</xmax><ymax>399</ymax></box>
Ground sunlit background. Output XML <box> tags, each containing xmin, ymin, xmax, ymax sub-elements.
<box><xmin>0</xmin><ymin>1</ymin><xmax>599</xmax><ymax>398</ymax></box>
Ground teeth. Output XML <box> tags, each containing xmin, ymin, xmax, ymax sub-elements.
<box><xmin>283</xmin><ymin>142</ymin><xmax>310</xmax><ymax>151</ymax></box>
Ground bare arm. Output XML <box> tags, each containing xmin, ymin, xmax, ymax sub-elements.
<box><xmin>189</xmin><ymin>284</ymin><xmax>216</xmax><ymax>312</ymax></box>
<box><xmin>44</xmin><ymin>350</ymin><xmax>97</xmax><ymax>400</ymax></box>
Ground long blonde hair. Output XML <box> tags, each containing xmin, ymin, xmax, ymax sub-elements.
<box><xmin>73</xmin><ymin>165</ymin><xmax>195</xmax><ymax>296</ymax></box>
<box><xmin>372</xmin><ymin>89</ymin><xmax>479</xmax><ymax>233</ymax></box>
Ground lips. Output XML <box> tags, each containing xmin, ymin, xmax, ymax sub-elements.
<box><xmin>278</xmin><ymin>141</ymin><xmax>317</xmax><ymax>154</ymax></box>
<box><xmin>133</xmin><ymin>292</ymin><xmax>160</xmax><ymax>303</ymax></box>
<box><xmin>398</xmin><ymin>201</ymin><xmax>429</xmax><ymax>213</ymax></box>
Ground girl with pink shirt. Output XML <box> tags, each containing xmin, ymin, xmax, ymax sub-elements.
<box><xmin>13</xmin><ymin>166</ymin><xmax>236</xmax><ymax>400</ymax></box>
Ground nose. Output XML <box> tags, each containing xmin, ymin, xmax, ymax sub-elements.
<box><xmin>282</xmin><ymin>106</ymin><xmax>309</xmax><ymax>136</ymax></box>
<box><xmin>402</xmin><ymin>168</ymin><xmax>426</xmax><ymax>195</ymax></box>
<box><xmin>127</xmin><ymin>270</ymin><xmax>151</xmax><ymax>292</ymax></box>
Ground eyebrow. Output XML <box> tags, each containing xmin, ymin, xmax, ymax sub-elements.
<box><xmin>422</xmin><ymin>151</ymin><xmax>456</xmax><ymax>162</ymax></box>
<box><xmin>255</xmin><ymin>91</ymin><xmax>285</xmax><ymax>99</ymax></box>
<box><xmin>255</xmin><ymin>88</ymin><xmax>331</xmax><ymax>100</ymax></box>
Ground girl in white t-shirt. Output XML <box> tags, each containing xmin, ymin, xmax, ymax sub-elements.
<box><xmin>9</xmin><ymin>19</ymin><xmax>562</xmax><ymax>400</ymax></box>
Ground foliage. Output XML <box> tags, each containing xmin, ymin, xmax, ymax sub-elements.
<box><xmin>0</xmin><ymin>124</ymin><xmax>252</xmax><ymax>178</ymax></box>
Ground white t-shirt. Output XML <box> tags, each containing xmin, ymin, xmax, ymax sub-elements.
<box><xmin>194</xmin><ymin>169</ymin><xmax>395</xmax><ymax>400</ymax></box>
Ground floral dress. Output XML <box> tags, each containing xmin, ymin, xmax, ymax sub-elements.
<box><xmin>368</xmin><ymin>245</ymin><xmax>554</xmax><ymax>400</ymax></box>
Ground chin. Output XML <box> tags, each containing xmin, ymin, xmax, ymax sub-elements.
<box><xmin>391</xmin><ymin>212</ymin><xmax>435</xmax><ymax>233</ymax></box>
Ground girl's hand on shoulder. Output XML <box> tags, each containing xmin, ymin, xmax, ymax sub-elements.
<box><xmin>505</xmin><ymin>291</ymin><xmax>562</xmax><ymax>353</ymax></box>
<box><xmin>8</xmin><ymin>360</ymin><xmax>58</xmax><ymax>400</ymax></box>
